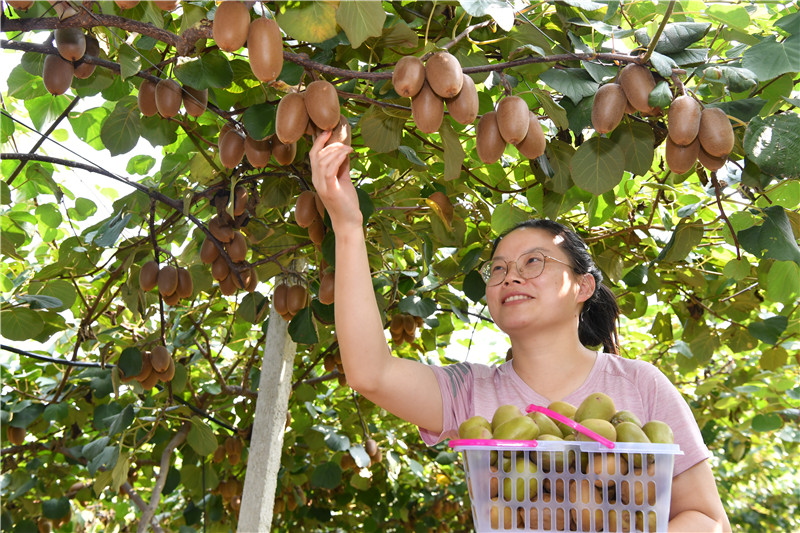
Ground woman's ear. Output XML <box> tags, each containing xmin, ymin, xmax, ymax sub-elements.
<box><xmin>577</xmin><ymin>273</ymin><xmax>595</xmax><ymax>303</ymax></box>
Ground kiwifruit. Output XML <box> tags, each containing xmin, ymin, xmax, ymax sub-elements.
<box><xmin>155</xmin><ymin>79</ymin><xmax>182</xmax><ymax>118</ymax></box>
<box><xmin>219</xmin><ymin>273</ymin><xmax>237</xmax><ymax>296</ymax></box>
<box><xmin>244</xmin><ymin>135</ymin><xmax>271</xmax><ymax>168</ymax></box>
<box><xmin>219</xmin><ymin>129</ymin><xmax>245</xmax><ymax>169</ymax></box>
<box><xmin>73</xmin><ymin>35</ymin><xmax>99</xmax><ymax>79</ymax></box>
<box><xmin>37</xmin><ymin>518</ymin><xmax>52</xmax><ymax>533</ymax></box>
<box><xmin>475</xmin><ymin>111</ymin><xmax>506</xmax><ymax>164</ymax></box>
<box><xmin>496</xmin><ymin>96</ymin><xmax>530</xmax><ymax>145</ymax></box>
<box><xmin>136</xmin><ymin>353</ymin><xmax>153</xmax><ymax>381</ymax></box>
<box><xmin>425</xmin><ymin>52</ymin><xmax>463</xmax><ymax>99</ymax></box>
<box><xmin>667</xmin><ymin>95</ymin><xmax>701</xmax><ymax>146</ymax></box>
<box><xmin>42</xmin><ymin>54</ymin><xmax>74</xmax><ymax>96</ymax></box>
<box><xmin>200</xmin><ymin>237</ymin><xmax>220</xmax><ymax>264</ymax></box>
<box><xmin>276</xmin><ymin>92</ymin><xmax>309</xmax><ymax>144</ymax></box>
<box><xmin>314</xmin><ymin>194</ymin><xmax>326</xmax><ymax>219</ymax></box>
<box><xmin>226</xmin><ymin>231</ymin><xmax>248</xmax><ymax>262</ymax></box>
<box><xmin>138</xmin><ymin>79</ymin><xmax>158</xmax><ymax>117</ymax></box>
<box><xmin>212</xmin><ymin>255</ymin><xmax>230</xmax><ymax>281</ymax></box>
<box><xmin>271</xmin><ymin>139</ymin><xmax>296</xmax><ymax>165</ymax></box>
<box><xmin>445</xmin><ymin>73</ymin><xmax>478</xmax><ymax>125</ymax></box>
<box><xmin>305</xmin><ymin>120</ymin><xmax>322</xmax><ymax>138</ymax></box>
<box><xmin>183</xmin><ymin>86</ymin><xmax>208</xmax><ymax>117</ymax></box>
<box><xmin>389</xmin><ymin>314</ymin><xmax>404</xmax><ymax>334</ymax></box>
<box><xmin>698</xmin><ymin>107</ymin><xmax>734</xmax><ymax>157</ymax></box>
<box><xmin>308</xmin><ymin>217</ymin><xmax>325</xmax><ymax>245</ymax></box>
<box><xmin>6</xmin><ymin>426</ymin><xmax>26</xmax><ymax>445</ymax></box>
<box><xmin>150</xmin><ymin>345</ymin><xmax>171</xmax><ymax>373</ymax></box>
<box><xmin>665</xmin><ymin>136</ymin><xmax>699</xmax><ymax>174</ymax></box>
<box><xmin>8</xmin><ymin>1</ymin><xmax>34</xmax><ymax>9</ymax></box>
<box><xmin>323</xmin><ymin>353</ymin><xmax>336</xmax><ymax>372</ymax></box>
<box><xmin>286</xmin><ymin>284</ymin><xmax>307</xmax><ymax>314</ymax></box>
<box><xmin>402</xmin><ymin>314</ymin><xmax>415</xmax><ymax>335</ymax></box>
<box><xmin>213</xmin><ymin>0</ymin><xmax>250</xmax><ymax>52</ymax></box>
<box><xmin>591</xmin><ymin>83</ymin><xmax>627</xmax><ymax>134</ymax></box>
<box><xmin>274</xmin><ymin>283</ymin><xmax>289</xmax><ymax>315</ymax></box>
<box><xmin>153</xmin><ymin>357</ymin><xmax>175</xmax><ymax>382</ymax></box>
<box><xmin>428</xmin><ymin>191</ymin><xmax>453</xmax><ymax>224</ymax></box>
<box><xmin>115</xmin><ymin>0</ymin><xmax>139</xmax><ymax>8</ymax></box>
<box><xmin>139</xmin><ymin>367</ymin><xmax>160</xmax><ymax>390</ymax></box>
<box><xmin>319</xmin><ymin>271</ymin><xmax>335</xmax><ymax>305</ymax></box>
<box><xmin>139</xmin><ymin>260</ymin><xmax>159</xmax><ymax>291</ymax></box>
<box><xmin>231</xmin><ymin>267</ymin><xmax>251</xmax><ymax>290</ymax></box>
<box><xmin>244</xmin><ymin>267</ymin><xmax>258</xmax><ymax>292</ymax></box>
<box><xmin>176</xmin><ymin>267</ymin><xmax>193</xmax><ymax>298</ymax></box>
<box><xmin>364</xmin><ymin>438</ymin><xmax>378</xmax><ymax>457</ymax></box>
<box><xmin>618</xmin><ymin>64</ymin><xmax>656</xmax><ymax>114</ymax></box>
<box><xmin>698</xmin><ymin>146</ymin><xmax>727</xmax><ymax>171</ymax></box>
<box><xmin>213</xmin><ymin>445</ymin><xmax>226</xmax><ymax>463</ymax></box>
<box><xmin>514</xmin><ymin>112</ymin><xmax>546</xmax><ymax>159</ymax></box>
<box><xmin>305</xmin><ymin>80</ymin><xmax>340</xmax><ymax>130</ymax></box>
<box><xmin>411</xmin><ymin>81</ymin><xmax>444</xmax><ymax>134</ymax></box>
<box><xmin>248</xmin><ymin>18</ymin><xmax>283</xmax><ymax>83</ymax></box>
<box><xmin>233</xmin><ymin>186</ymin><xmax>248</xmax><ymax>216</ymax></box>
<box><xmin>369</xmin><ymin>447</ymin><xmax>382</xmax><ymax>465</ymax></box>
<box><xmin>209</xmin><ymin>216</ymin><xmax>234</xmax><ymax>242</ymax></box>
<box><xmin>295</xmin><ymin>190</ymin><xmax>318</xmax><ymax>228</ymax></box>
<box><xmin>392</xmin><ymin>55</ymin><xmax>425</xmax><ymax>98</ymax></box>
<box><xmin>153</xmin><ymin>0</ymin><xmax>179</xmax><ymax>10</ymax></box>
<box><xmin>158</xmin><ymin>265</ymin><xmax>178</xmax><ymax>296</ymax></box>
<box><xmin>225</xmin><ymin>436</ymin><xmax>243</xmax><ymax>455</ymax></box>
<box><xmin>55</xmin><ymin>27</ymin><xmax>86</xmax><ymax>62</ymax></box>
<box><xmin>325</xmin><ymin>115</ymin><xmax>351</xmax><ymax>146</ymax></box>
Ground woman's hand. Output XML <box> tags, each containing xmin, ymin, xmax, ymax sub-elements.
<box><xmin>309</xmin><ymin>130</ymin><xmax>359</xmax><ymax>231</ymax></box>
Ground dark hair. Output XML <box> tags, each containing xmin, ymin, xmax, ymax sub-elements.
<box><xmin>491</xmin><ymin>219</ymin><xmax>620</xmax><ymax>354</ymax></box>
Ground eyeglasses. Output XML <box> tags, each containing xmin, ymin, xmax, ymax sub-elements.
<box><xmin>480</xmin><ymin>251</ymin><xmax>573</xmax><ymax>286</ymax></box>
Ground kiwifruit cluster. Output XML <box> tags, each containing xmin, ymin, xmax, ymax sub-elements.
<box><xmin>591</xmin><ymin>63</ymin><xmax>662</xmax><ymax>135</ymax></box>
<box><xmin>396</xmin><ymin>52</ymin><xmax>480</xmax><ymax>133</ymax></box>
<box><xmin>273</xmin><ymin>281</ymin><xmax>308</xmax><ymax>321</ymax></box>
<box><xmin>665</xmin><ymin>96</ymin><xmax>734</xmax><ymax>173</ymax></box>
<box><xmin>389</xmin><ymin>313</ymin><xmax>423</xmax><ymax>345</ymax></box>
<box><xmin>217</xmin><ymin>477</ymin><xmax>243</xmax><ymax>513</ymax></box>
<box><xmin>139</xmin><ymin>260</ymin><xmax>194</xmax><ymax>306</ymax></box>
<box><xmin>138</xmin><ymin>78</ymin><xmax>208</xmax><ymax>120</ymax></box>
<box><xmin>42</xmin><ymin>29</ymin><xmax>100</xmax><ymax>95</ymax></box>
<box><xmin>322</xmin><ymin>350</ymin><xmax>343</xmax><ymax>376</ymax></box>
<box><xmin>477</xmin><ymin>96</ymin><xmax>546</xmax><ymax>164</ymax></box>
<box><xmin>6</xmin><ymin>425</ymin><xmax>26</xmax><ymax>445</ymax></box>
<box><xmin>120</xmin><ymin>345</ymin><xmax>176</xmax><ymax>390</ymax></box>
<box><xmin>201</xmin><ymin>203</ymin><xmax>258</xmax><ymax>296</ymax></box>
<box><xmin>275</xmin><ymin>80</ymin><xmax>347</xmax><ymax>161</ymax></box>
<box><xmin>293</xmin><ymin>190</ymin><xmax>327</xmax><ymax>245</ymax></box>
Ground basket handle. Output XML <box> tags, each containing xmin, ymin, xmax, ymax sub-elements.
<box><xmin>526</xmin><ymin>404</ymin><xmax>615</xmax><ymax>449</ymax></box>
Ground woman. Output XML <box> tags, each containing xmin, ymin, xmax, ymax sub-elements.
<box><xmin>310</xmin><ymin>131</ymin><xmax>731</xmax><ymax>532</ymax></box>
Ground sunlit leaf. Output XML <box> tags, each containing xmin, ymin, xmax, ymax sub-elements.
<box><xmin>278</xmin><ymin>1</ymin><xmax>339</xmax><ymax>44</ymax></box>
<box><xmin>570</xmin><ymin>137</ymin><xmax>625</xmax><ymax>195</ymax></box>
<box><xmin>335</xmin><ymin>0</ymin><xmax>385</xmax><ymax>48</ymax></box>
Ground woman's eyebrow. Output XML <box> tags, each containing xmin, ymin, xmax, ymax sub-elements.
<box><xmin>493</xmin><ymin>246</ymin><xmax>550</xmax><ymax>260</ymax></box>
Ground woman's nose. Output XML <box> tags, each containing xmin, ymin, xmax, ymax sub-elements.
<box><xmin>502</xmin><ymin>262</ymin><xmax>524</xmax><ymax>284</ymax></box>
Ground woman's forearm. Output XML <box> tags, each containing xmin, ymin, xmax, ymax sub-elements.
<box><xmin>669</xmin><ymin>510</ymin><xmax>730</xmax><ymax>532</ymax></box>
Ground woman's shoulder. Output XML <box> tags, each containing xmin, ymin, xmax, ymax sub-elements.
<box><xmin>594</xmin><ymin>351</ymin><xmax>673</xmax><ymax>391</ymax></box>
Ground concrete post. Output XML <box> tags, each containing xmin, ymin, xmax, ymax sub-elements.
<box><xmin>238</xmin><ymin>305</ymin><xmax>297</xmax><ymax>532</ymax></box>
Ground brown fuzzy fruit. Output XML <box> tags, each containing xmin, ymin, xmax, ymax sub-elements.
<box><xmin>389</xmin><ymin>314</ymin><xmax>404</xmax><ymax>334</ymax></box>
<box><xmin>231</xmin><ymin>267</ymin><xmax>251</xmax><ymax>290</ymax></box>
<box><xmin>115</xmin><ymin>1</ymin><xmax>139</xmax><ymax>9</ymax></box>
<box><xmin>325</xmin><ymin>115</ymin><xmax>352</xmax><ymax>146</ymax></box>
<box><xmin>411</xmin><ymin>81</ymin><xmax>444</xmax><ymax>134</ymax></box>
<box><xmin>698</xmin><ymin>146</ymin><xmax>727</xmax><ymax>171</ymax></box>
<box><xmin>183</xmin><ymin>86</ymin><xmax>208</xmax><ymax>117</ymax></box>
<box><xmin>697</xmin><ymin>107</ymin><xmax>734</xmax><ymax>158</ymax></box>
<box><xmin>665</xmin><ymin>136</ymin><xmax>699</xmax><ymax>174</ymax></box>
<box><xmin>233</xmin><ymin>186</ymin><xmax>248</xmax><ymax>216</ymax></box>
<box><xmin>245</xmin><ymin>135</ymin><xmax>271</xmax><ymax>168</ymax></box>
<box><xmin>591</xmin><ymin>83</ymin><xmax>627</xmax><ymax>134</ymax></box>
<box><xmin>55</xmin><ymin>27</ymin><xmax>86</xmax><ymax>61</ymax></box>
<box><xmin>162</xmin><ymin>290</ymin><xmax>180</xmax><ymax>306</ymax></box>
<box><xmin>428</xmin><ymin>191</ymin><xmax>453</xmax><ymax>224</ymax></box>
<box><xmin>514</xmin><ymin>112</ymin><xmax>546</xmax><ymax>159</ymax></box>
<box><xmin>150</xmin><ymin>345</ymin><xmax>171</xmax><ymax>373</ymax></box>
<box><xmin>618</xmin><ymin>64</ymin><xmax>656</xmax><ymax>114</ymax></box>
<box><xmin>42</xmin><ymin>54</ymin><xmax>74</xmax><ymax>96</ymax></box>
<box><xmin>153</xmin><ymin>357</ymin><xmax>175</xmax><ymax>382</ymax></box>
<box><xmin>248</xmin><ymin>18</ymin><xmax>283</xmax><ymax>83</ymax></box>
<box><xmin>7</xmin><ymin>426</ymin><xmax>26</xmax><ymax>445</ymax></box>
<box><xmin>153</xmin><ymin>0</ymin><xmax>179</xmax><ymax>10</ymax></box>
<box><xmin>213</xmin><ymin>1</ymin><xmax>250</xmax><ymax>52</ymax></box>
<box><xmin>425</xmin><ymin>52</ymin><xmax>463</xmax><ymax>99</ymax></box>
<box><xmin>496</xmin><ymin>96</ymin><xmax>530</xmax><ymax>144</ymax></box>
<box><xmin>667</xmin><ymin>95</ymin><xmax>702</xmax><ymax>146</ymax></box>
<box><xmin>305</xmin><ymin>80</ymin><xmax>340</xmax><ymax>130</ymax></box>
<box><xmin>308</xmin><ymin>217</ymin><xmax>325</xmax><ymax>245</ymax></box>
<box><xmin>136</xmin><ymin>353</ymin><xmax>153</xmax><ymax>381</ymax></box>
<box><xmin>364</xmin><ymin>438</ymin><xmax>378</xmax><ymax>457</ymax></box>
<box><xmin>272</xmin><ymin>139</ymin><xmax>296</xmax><ymax>165</ymax></box>
<box><xmin>138</xmin><ymin>79</ymin><xmax>158</xmax><ymax>117</ymax></box>
<box><xmin>139</xmin><ymin>261</ymin><xmax>159</xmax><ymax>291</ymax></box>
<box><xmin>226</xmin><ymin>231</ymin><xmax>248</xmax><ymax>263</ymax></box>
<box><xmin>475</xmin><ymin>111</ymin><xmax>506</xmax><ymax>164</ymax></box>
<box><xmin>8</xmin><ymin>1</ymin><xmax>34</xmax><ymax>9</ymax></box>
<box><xmin>244</xmin><ymin>267</ymin><xmax>258</xmax><ymax>292</ymax></box>
<box><xmin>295</xmin><ymin>191</ymin><xmax>318</xmax><ymax>228</ymax></box>
<box><xmin>158</xmin><ymin>266</ymin><xmax>179</xmax><ymax>296</ymax></box>
<box><xmin>286</xmin><ymin>284</ymin><xmax>308</xmax><ymax>314</ymax></box>
<box><xmin>319</xmin><ymin>271</ymin><xmax>335</xmax><ymax>305</ymax></box>
<box><xmin>219</xmin><ymin>129</ymin><xmax>246</xmax><ymax>169</ymax></box>
<box><xmin>209</xmin><ymin>216</ymin><xmax>234</xmax><ymax>243</ymax></box>
<box><xmin>155</xmin><ymin>79</ymin><xmax>182</xmax><ymax>118</ymax></box>
<box><xmin>200</xmin><ymin>238</ymin><xmax>220</xmax><ymax>264</ymax></box>
<box><xmin>274</xmin><ymin>283</ymin><xmax>289</xmax><ymax>315</ymax></box>
<box><xmin>276</xmin><ymin>92</ymin><xmax>309</xmax><ymax>144</ymax></box>
<box><xmin>73</xmin><ymin>35</ymin><xmax>99</xmax><ymax>79</ymax></box>
<box><xmin>37</xmin><ymin>517</ymin><xmax>52</xmax><ymax>533</ymax></box>
<box><xmin>402</xmin><ymin>314</ymin><xmax>416</xmax><ymax>335</ymax></box>
<box><xmin>212</xmin><ymin>255</ymin><xmax>230</xmax><ymax>281</ymax></box>
<box><xmin>445</xmin><ymin>73</ymin><xmax>478</xmax><ymax>125</ymax></box>
<box><xmin>392</xmin><ymin>55</ymin><xmax>426</xmax><ymax>98</ymax></box>
<box><xmin>176</xmin><ymin>267</ymin><xmax>193</xmax><ymax>298</ymax></box>
<box><xmin>139</xmin><ymin>368</ymin><xmax>160</xmax><ymax>390</ymax></box>
<box><xmin>217</xmin><ymin>274</ymin><xmax>235</xmax><ymax>296</ymax></box>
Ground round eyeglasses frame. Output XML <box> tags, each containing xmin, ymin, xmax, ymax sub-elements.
<box><xmin>480</xmin><ymin>251</ymin><xmax>574</xmax><ymax>286</ymax></box>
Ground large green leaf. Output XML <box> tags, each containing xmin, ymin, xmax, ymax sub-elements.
<box><xmin>310</xmin><ymin>461</ymin><xmax>342</xmax><ymax>490</ymax></box>
<box><xmin>706</xmin><ymin>4</ymin><xmax>750</xmax><ymax>29</ymax></box>
<box><xmin>658</xmin><ymin>223</ymin><xmax>704</xmax><ymax>263</ymax></box>
<box><xmin>634</xmin><ymin>23</ymin><xmax>711</xmax><ymax>54</ymax></box>
<box><xmin>742</xmin><ymin>34</ymin><xmax>800</xmax><ymax>81</ymax></box>
<box><xmin>460</xmin><ymin>0</ymin><xmax>519</xmax><ymax>31</ymax></box>
<box><xmin>187</xmin><ymin>418</ymin><xmax>218</xmax><ymax>457</ymax></box>
<box><xmin>174</xmin><ymin>52</ymin><xmax>234</xmax><ymax>90</ymax></box>
<box><xmin>765</xmin><ymin>261</ymin><xmax>800</xmax><ymax>304</ymax></box>
<box><xmin>278</xmin><ymin>1</ymin><xmax>339</xmax><ymax>44</ymax></box>
<box><xmin>289</xmin><ymin>306</ymin><xmax>319</xmax><ymax>345</ymax></box>
<box><xmin>358</xmin><ymin>106</ymin><xmax>404</xmax><ymax>153</ymax></box>
<box><xmin>490</xmin><ymin>202</ymin><xmax>529</xmax><ymax>235</ymax></box>
<box><xmin>570</xmin><ymin>137</ymin><xmax>625</xmax><ymax>195</ymax></box>
<box><xmin>439</xmin><ymin>120</ymin><xmax>465</xmax><ymax>181</ymax></box>
<box><xmin>539</xmin><ymin>68</ymin><xmax>598</xmax><ymax>105</ymax></box>
<box><xmin>609</xmin><ymin>120</ymin><xmax>654</xmax><ymax>176</ymax></box>
<box><xmin>100</xmin><ymin>96</ymin><xmax>141</xmax><ymax>156</ymax></box>
<box><xmin>117</xmin><ymin>45</ymin><xmax>142</xmax><ymax>80</ymax></box>
<box><xmin>738</xmin><ymin>206</ymin><xmax>800</xmax><ymax>263</ymax></box>
<box><xmin>1</xmin><ymin>308</ymin><xmax>44</xmax><ymax>341</ymax></box>
<box><xmin>24</xmin><ymin>94</ymin><xmax>71</xmax><ymax>132</ymax></box>
<box><xmin>743</xmin><ymin>114</ymin><xmax>800</xmax><ymax>178</ymax></box>
<box><xmin>335</xmin><ymin>0</ymin><xmax>385</xmax><ymax>48</ymax></box>
<box><xmin>241</xmin><ymin>102</ymin><xmax>276</xmax><ymax>140</ymax></box>
<box><xmin>69</xmin><ymin>107</ymin><xmax>110</xmax><ymax>150</ymax></box>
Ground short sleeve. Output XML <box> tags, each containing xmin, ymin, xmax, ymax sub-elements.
<box><xmin>419</xmin><ymin>362</ymin><xmax>475</xmax><ymax>446</ymax></box>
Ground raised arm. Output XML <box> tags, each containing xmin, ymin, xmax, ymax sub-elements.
<box><xmin>309</xmin><ymin>132</ymin><xmax>444</xmax><ymax>434</ymax></box>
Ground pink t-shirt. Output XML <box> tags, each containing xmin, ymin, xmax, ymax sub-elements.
<box><xmin>420</xmin><ymin>351</ymin><xmax>710</xmax><ymax>477</ymax></box>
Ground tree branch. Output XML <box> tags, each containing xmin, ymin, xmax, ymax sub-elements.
<box><xmin>642</xmin><ymin>1</ymin><xmax>677</xmax><ymax>64</ymax></box>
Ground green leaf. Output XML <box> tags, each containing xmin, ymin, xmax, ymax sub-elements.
<box><xmin>738</xmin><ymin>206</ymin><xmax>800</xmax><ymax>263</ymax></box>
<box><xmin>398</xmin><ymin>295</ymin><xmax>437</xmax><ymax>318</ymax></box>
<box><xmin>43</xmin><ymin>402</ymin><xmax>69</xmax><ymax>423</ymax></box>
<box><xmin>658</xmin><ymin>223</ymin><xmax>704</xmax><ymax>263</ymax></box>
<box><xmin>509</xmin><ymin>44</ymin><xmax>546</xmax><ymax>61</ymax></box>
<box><xmin>1</xmin><ymin>309</ymin><xmax>44</xmax><ymax>341</ymax></box>
<box><xmin>238</xmin><ymin>292</ymin><xmax>268</xmax><ymax>324</ymax></box>
<box><xmin>188</xmin><ymin>418</ymin><xmax>218</xmax><ymax>457</ymax></box>
<box><xmin>69</xmin><ymin>107</ymin><xmax>109</xmax><ymax>150</ymax></box>
<box><xmin>310</xmin><ymin>461</ymin><xmax>342</xmax><ymax>490</ymax></box>
<box><xmin>648</xmin><ymin>51</ymin><xmax>679</xmax><ymax>78</ymax></box>
<box><xmin>460</xmin><ymin>0</ymin><xmax>519</xmax><ymax>31</ymax></box>
<box><xmin>722</xmin><ymin>258</ymin><xmax>750</xmax><ymax>281</ymax></box>
<box><xmin>107</xmin><ymin>404</ymin><xmax>135</xmax><ymax>437</ymax></box>
<box><xmin>743</xmin><ymin>114</ymin><xmax>800</xmax><ymax>178</ymax></box>
<box><xmin>397</xmin><ymin>145</ymin><xmax>426</xmax><ymax>167</ymax></box>
<box><xmin>288</xmin><ymin>306</ymin><xmax>318</xmax><ymax>345</ymax></box>
<box><xmin>634</xmin><ymin>23</ymin><xmax>711</xmax><ymax>54</ymax></box>
<box><xmin>9</xmin><ymin>403</ymin><xmax>44</xmax><ymax>428</ymax></box>
<box><xmin>752</xmin><ymin>413</ymin><xmax>783</xmax><ymax>432</ymax></box>
<box><xmin>374</xmin><ymin>21</ymin><xmax>418</xmax><ymax>49</ymax></box>
<box><xmin>100</xmin><ymin>96</ymin><xmax>142</xmax><ymax>156</ymax></box>
<box><xmin>359</xmin><ymin>106</ymin><xmax>404</xmax><ymax>153</ymax></box>
<box><xmin>439</xmin><ymin>121</ymin><xmax>465</xmax><ymax>181</ymax></box>
<box><xmin>17</xmin><ymin>294</ymin><xmax>62</xmax><ymax>310</ymax></box>
<box><xmin>766</xmin><ymin>261</ymin><xmax>800</xmax><ymax>304</ymax></box>
<box><xmin>126</xmin><ymin>155</ymin><xmax>157</xmax><ymax>175</ymax></box>
<box><xmin>335</xmin><ymin>0</ymin><xmax>385</xmax><ymax>49</ymax></box>
<box><xmin>174</xmin><ymin>52</ymin><xmax>234</xmax><ymax>90</ymax></box>
<box><xmin>242</xmin><ymin>102</ymin><xmax>276</xmax><ymax>140</ymax></box>
<box><xmin>712</xmin><ymin>66</ymin><xmax>758</xmax><ymax>93</ymax></box>
<box><xmin>759</xmin><ymin>347</ymin><xmax>788</xmax><ymax>372</ymax></box>
<box><xmin>532</xmin><ymin>87</ymin><xmax>568</xmax><ymax>131</ymax></box>
<box><xmin>117</xmin><ymin>45</ymin><xmax>142</xmax><ymax>80</ymax></box>
<box><xmin>742</xmin><ymin>34</ymin><xmax>800</xmax><ymax>82</ymax></box>
<box><xmin>42</xmin><ymin>497</ymin><xmax>70</xmax><ymax>520</ymax></box>
<box><xmin>706</xmin><ymin>4</ymin><xmax>750</xmax><ymax>29</ymax></box>
<box><xmin>25</xmin><ymin>94</ymin><xmax>71</xmax><ymax>132</ymax></box>
<box><xmin>539</xmin><ymin>68</ymin><xmax>598</xmax><ymax>105</ymax></box>
<box><xmin>747</xmin><ymin>315</ymin><xmax>788</xmax><ymax>345</ymax></box>
<box><xmin>35</xmin><ymin>203</ymin><xmax>62</xmax><ymax>228</ymax></box>
<box><xmin>118</xmin><ymin>347</ymin><xmax>142</xmax><ymax>380</ymax></box>
<box><xmin>278</xmin><ymin>1</ymin><xmax>339</xmax><ymax>43</ymax></box>
<box><xmin>609</xmin><ymin>121</ymin><xmax>654</xmax><ymax>176</ymax></box>
<box><xmin>463</xmin><ymin>270</ymin><xmax>486</xmax><ymax>303</ymax></box>
<box><xmin>7</xmin><ymin>64</ymin><xmax>46</xmax><ymax>100</ymax></box>
<box><xmin>570</xmin><ymin>137</ymin><xmax>625</xmax><ymax>195</ymax></box>
<box><xmin>490</xmin><ymin>202</ymin><xmax>530</xmax><ymax>235</ymax></box>
<box><xmin>349</xmin><ymin>445</ymin><xmax>371</xmax><ymax>468</ymax></box>
<box><xmin>140</xmin><ymin>114</ymin><xmax>179</xmax><ymax>147</ymax></box>
<box><xmin>648</xmin><ymin>80</ymin><xmax>673</xmax><ymax>108</ymax></box>
<box><xmin>93</xmin><ymin>212</ymin><xmax>133</xmax><ymax>248</ymax></box>
<box><xmin>775</xmin><ymin>11</ymin><xmax>800</xmax><ymax>35</ymax></box>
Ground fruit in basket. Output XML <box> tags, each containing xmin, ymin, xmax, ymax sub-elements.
<box><xmin>491</xmin><ymin>404</ymin><xmax>524</xmax><ymax>430</ymax></box>
<box><xmin>642</xmin><ymin>420</ymin><xmax>674</xmax><ymax>444</ymax></box>
<box><xmin>575</xmin><ymin>392</ymin><xmax>616</xmax><ymax>422</ymax></box>
<box><xmin>458</xmin><ymin>416</ymin><xmax>492</xmax><ymax>439</ymax></box>
<box><xmin>611</xmin><ymin>410</ymin><xmax>642</xmax><ymax>427</ymax></box>
<box><xmin>493</xmin><ymin>415</ymin><xmax>540</xmax><ymax>441</ymax></box>
<box><xmin>546</xmin><ymin>400</ymin><xmax>577</xmax><ymax>435</ymax></box>
<box><xmin>528</xmin><ymin>411</ymin><xmax>563</xmax><ymax>438</ymax></box>
<box><xmin>502</xmin><ymin>456</ymin><xmax>538</xmax><ymax>502</ymax></box>
<box><xmin>576</xmin><ymin>418</ymin><xmax>616</xmax><ymax>442</ymax></box>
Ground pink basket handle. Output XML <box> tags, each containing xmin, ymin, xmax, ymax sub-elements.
<box><xmin>448</xmin><ymin>438</ymin><xmax>538</xmax><ymax>448</ymax></box>
<box><xmin>526</xmin><ymin>404</ymin><xmax>615</xmax><ymax>449</ymax></box>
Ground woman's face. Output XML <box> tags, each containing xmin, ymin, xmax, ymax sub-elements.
<box><xmin>485</xmin><ymin>227</ymin><xmax>592</xmax><ymax>335</ymax></box>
